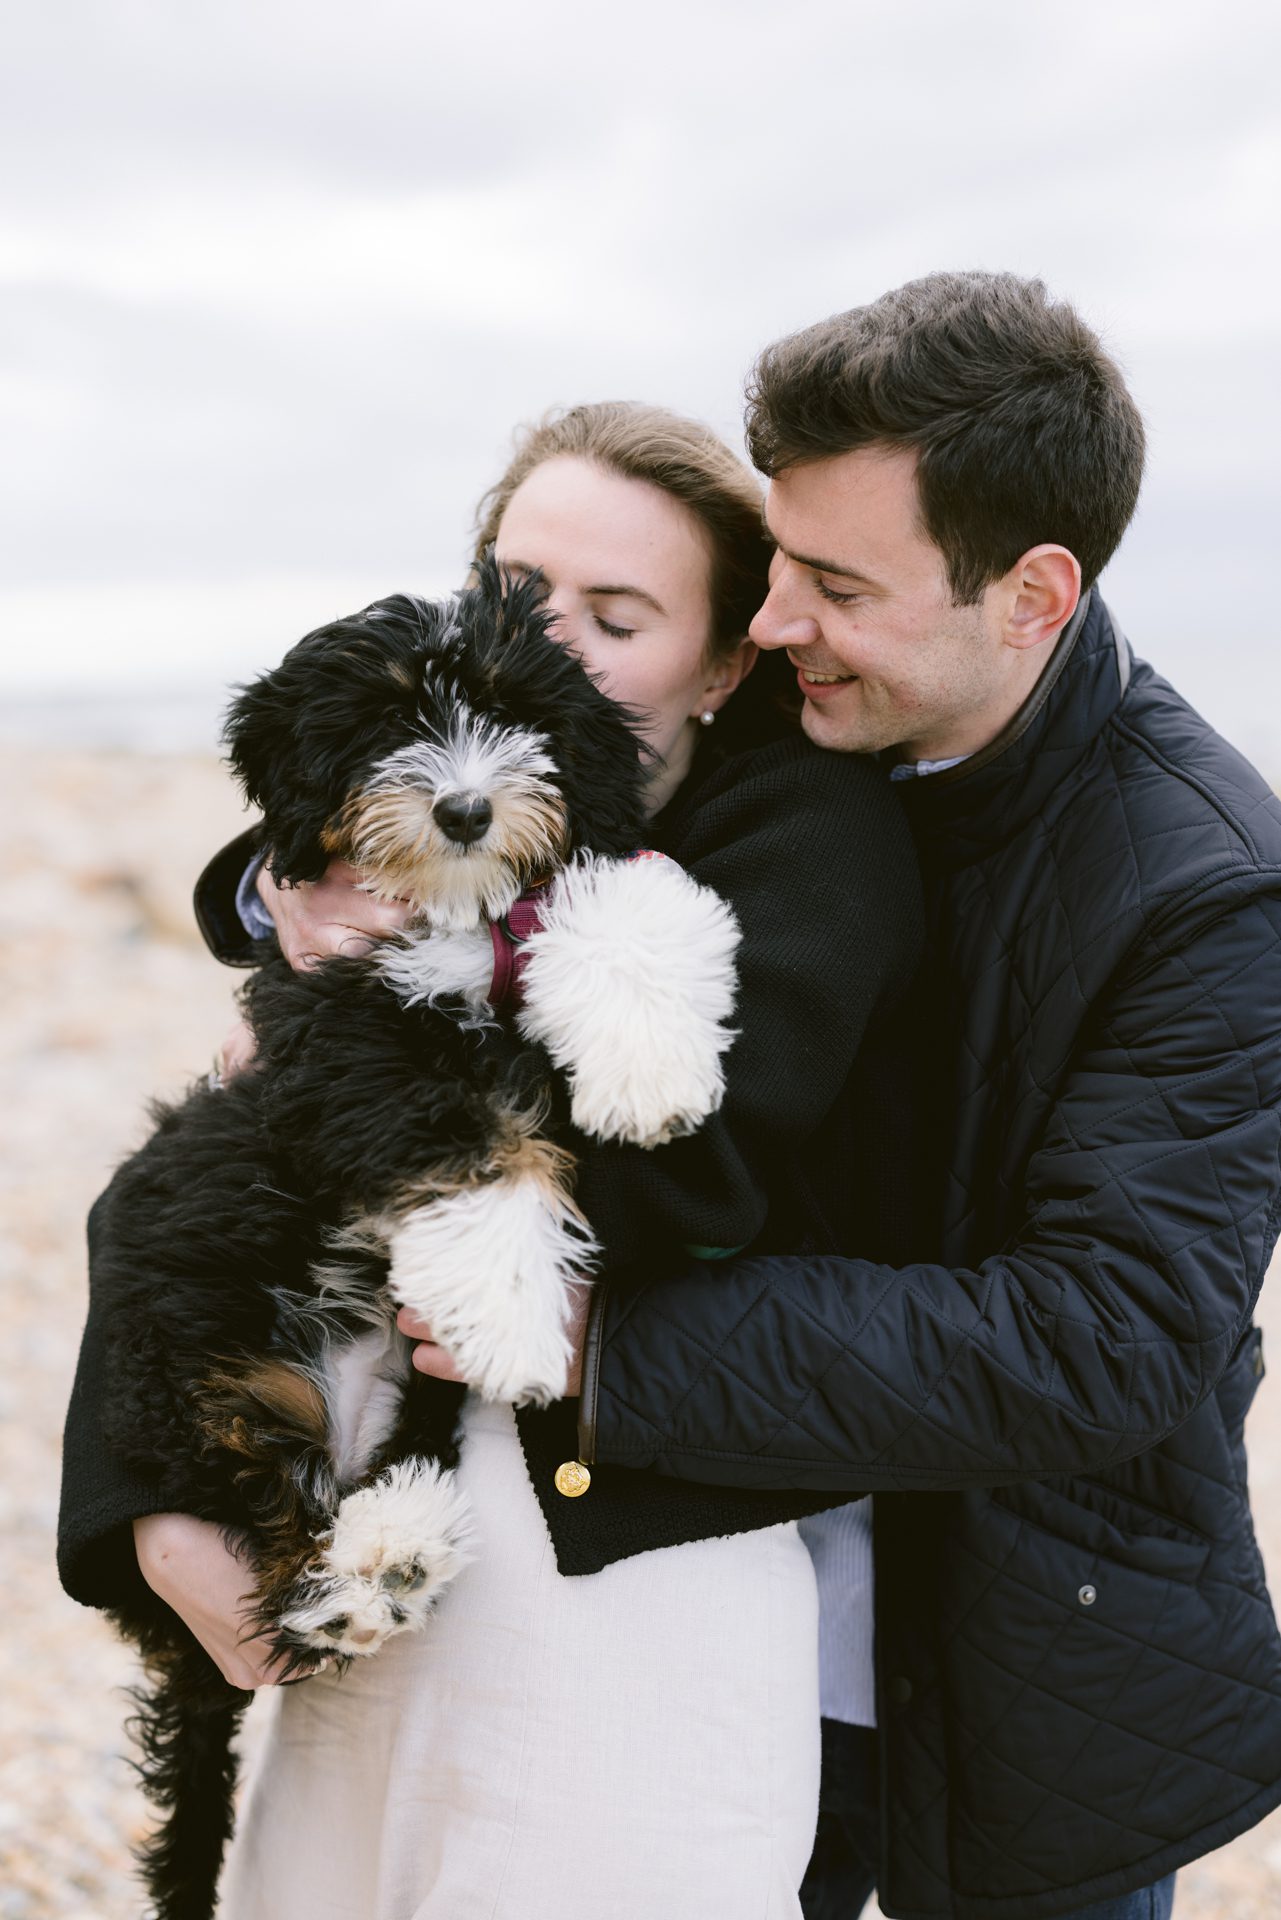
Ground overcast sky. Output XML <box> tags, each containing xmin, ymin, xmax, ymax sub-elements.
<box><xmin>4</xmin><ymin>1</ymin><xmax>1280</xmax><ymax>764</ymax></box>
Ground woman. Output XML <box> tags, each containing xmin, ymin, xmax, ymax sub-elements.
<box><xmin>59</xmin><ymin>403</ymin><xmax>924</xmax><ymax>1918</ymax></box>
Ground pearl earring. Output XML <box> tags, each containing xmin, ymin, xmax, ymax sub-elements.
<box><xmin>699</xmin><ymin>710</ymin><xmax>716</xmax><ymax>727</ymax></box>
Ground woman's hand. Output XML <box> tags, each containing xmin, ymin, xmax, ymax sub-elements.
<box><xmin>133</xmin><ymin>1513</ymin><xmax>316</xmax><ymax>1690</ymax></box>
<box><xmin>257</xmin><ymin>858</ymin><xmax>411</xmax><ymax>971</ymax></box>
<box><xmin>395</xmin><ymin>1310</ymin><xmax>469</xmax><ymax>1386</ymax></box>
<box><xmin>396</xmin><ymin>1288</ymin><xmax>592</xmax><ymax>1398</ymax></box>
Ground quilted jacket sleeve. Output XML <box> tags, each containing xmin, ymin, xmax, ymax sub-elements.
<box><xmin>587</xmin><ymin>873</ymin><xmax>1281</xmax><ymax>1488</ymax></box>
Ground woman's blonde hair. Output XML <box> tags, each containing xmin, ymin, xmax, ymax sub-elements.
<box><xmin>473</xmin><ymin>401</ymin><xmax>771</xmax><ymax>659</ymax></box>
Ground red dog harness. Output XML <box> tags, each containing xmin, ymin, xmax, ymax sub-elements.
<box><xmin>487</xmin><ymin>851</ymin><xmax>670</xmax><ymax>1010</ymax></box>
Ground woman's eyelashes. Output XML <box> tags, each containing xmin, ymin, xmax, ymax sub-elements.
<box><xmin>593</xmin><ymin>612</ymin><xmax>636</xmax><ymax>639</ymax></box>
<box><xmin>495</xmin><ymin>564</ymin><xmax>637</xmax><ymax>640</ymax></box>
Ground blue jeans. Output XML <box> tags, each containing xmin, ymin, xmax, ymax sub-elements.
<box><xmin>800</xmin><ymin>1721</ymin><xmax>1177</xmax><ymax>1919</ymax></box>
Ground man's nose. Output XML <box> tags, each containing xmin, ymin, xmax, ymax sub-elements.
<box><xmin>749</xmin><ymin>582</ymin><xmax>820</xmax><ymax>652</ymax></box>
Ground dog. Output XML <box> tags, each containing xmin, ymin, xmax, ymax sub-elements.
<box><xmin>94</xmin><ymin>559</ymin><xmax>740</xmax><ymax>1920</ymax></box>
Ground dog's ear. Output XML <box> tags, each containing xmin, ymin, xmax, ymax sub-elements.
<box><xmin>463</xmin><ymin>553</ymin><xmax>560</xmax><ymax>665</ymax></box>
<box><xmin>224</xmin><ymin>595</ymin><xmax>444</xmax><ymax>883</ymax></box>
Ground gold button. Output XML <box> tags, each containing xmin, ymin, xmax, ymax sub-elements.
<box><xmin>554</xmin><ymin>1460</ymin><xmax>591</xmax><ymax>1498</ymax></box>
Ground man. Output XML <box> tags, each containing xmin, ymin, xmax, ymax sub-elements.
<box><xmin>409</xmin><ymin>274</ymin><xmax>1281</xmax><ymax>1917</ymax></box>
<box><xmin>89</xmin><ymin>273</ymin><xmax>1281</xmax><ymax>1917</ymax></box>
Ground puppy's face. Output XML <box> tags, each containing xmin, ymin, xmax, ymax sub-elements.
<box><xmin>225</xmin><ymin>563</ymin><xmax>649</xmax><ymax>932</ymax></box>
<box><xmin>328</xmin><ymin>677</ymin><xmax>569</xmax><ymax>932</ymax></box>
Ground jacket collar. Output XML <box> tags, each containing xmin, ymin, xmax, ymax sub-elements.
<box><xmin>892</xmin><ymin>588</ymin><xmax>1132</xmax><ymax>864</ymax></box>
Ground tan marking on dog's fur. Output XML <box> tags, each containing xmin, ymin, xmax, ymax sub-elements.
<box><xmin>319</xmin><ymin>819</ymin><xmax>355</xmax><ymax>858</ymax></box>
<box><xmin>491</xmin><ymin>1109</ymin><xmax>580</xmax><ymax>1202</ymax></box>
<box><xmin>340</xmin><ymin>783</ymin><xmax>568</xmax><ymax>913</ymax></box>
<box><xmin>192</xmin><ymin>1364</ymin><xmax>341</xmax><ymax>1637</ymax></box>
<box><xmin>389</xmin><ymin>1095</ymin><xmax>583</xmax><ymax>1223</ymax></box>
<box><xmin>198</xmin><ymin>1361</ymin><xmax>329</xmax><ymax>1450</ymax></box>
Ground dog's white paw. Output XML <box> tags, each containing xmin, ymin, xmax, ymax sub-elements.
<box><xmin>278</xmin><ymin>1457</ymin><xmax>471</xmax><ymax>1659</ymax></box>
<box><xmin>389</xmin><ymin>1173</ymin><xmax>595</xmax><ymax>1406</ymax></box>
<box><xmin>516</xmin><ymin>850</ymin><xmax>739</xmax><ymax>1147</ymax></box>
<box><xmin>567</xmin><ymin>1058</ymin><xmax>715</xmax><ymax>1149</ymax></box>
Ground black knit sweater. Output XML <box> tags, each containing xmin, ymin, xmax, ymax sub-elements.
<box><xmin>58</xmin><ymin>725</ymin><xmax>924</xmax><ymax>1604</ymax></box>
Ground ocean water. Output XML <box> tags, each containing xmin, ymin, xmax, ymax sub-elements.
<box><xmin>2</xmin><ymin>686</ymin><xmax>229</xmax><ymax>755</ymax></box>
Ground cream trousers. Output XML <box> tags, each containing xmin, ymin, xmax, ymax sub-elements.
<box><xmin>216</xmin><ymin>1395</ymin><xmax>821</xmax><ymax>1920</ymax></box>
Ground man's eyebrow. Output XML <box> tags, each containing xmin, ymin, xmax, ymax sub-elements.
<box><xmin>761</xmin><ymin>512</ymin><xmax>882</xmax><ymax>589</ymax></box>
<box><xmin>785</xmin><ymin>545</ymin><xmax>881</xmax><ymax>588</ymax></box>
<box><xmin>585</xmin><ymin>582</ymin><xmax>666</xmax><ymax>616</ymax></box>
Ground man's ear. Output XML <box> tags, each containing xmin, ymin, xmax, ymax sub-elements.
<box><xmin>695</xmin><ymin>638</ymin><xmax>758</xmax><ymax>719</ymax></box>
<box><xmin>1002</xmin><ymin>546</ymin><xmax>1081</xmax><ymax>652</ymax></box>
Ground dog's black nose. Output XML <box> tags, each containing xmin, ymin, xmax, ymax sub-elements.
<box><xmin>432</xmin><ymin>792</ymin><xmax>493</xmax><ymax>845</ymax></box>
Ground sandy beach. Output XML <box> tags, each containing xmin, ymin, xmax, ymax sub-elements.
<box><xmin>2</xmin><ymin>745</ymin><xmax>1279</xmax><ymax>1919</ymax></box>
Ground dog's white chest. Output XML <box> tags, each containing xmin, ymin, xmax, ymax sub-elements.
<box><xmin>323</xmin><ymin>1325</ymin><xmax>412</xmax><ymax>1487</ymax></box>
<box><xmin>376</xmin><ymin>924</ymin><xmax>496</xmax><ymax>1016</ymax></box>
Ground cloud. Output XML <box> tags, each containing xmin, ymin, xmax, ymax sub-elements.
<box><xmin>2</xmin><ymin>0</ymin><xmax>1278</xmax><ymax>759</ymax></box>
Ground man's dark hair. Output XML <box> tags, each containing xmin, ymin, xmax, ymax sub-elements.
<box><xmin>744</xmin><ymin>271</ymin><xmax>1146</xmax><ymax>602</ymax></box>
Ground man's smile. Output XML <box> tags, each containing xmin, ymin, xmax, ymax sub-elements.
<box><xmin>789</xmin><ymin>655</ymin><xmax>861</xmax><ymax>698</ymax></box>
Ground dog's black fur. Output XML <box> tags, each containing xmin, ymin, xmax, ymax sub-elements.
<box><xmin>95</xmin><ymin>561</ymin><xmax>650</xmax><ymax>1919</ymax></box>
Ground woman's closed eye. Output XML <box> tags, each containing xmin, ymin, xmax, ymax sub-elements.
<box><xmin>593</xmin><ymin>612</ymin><xmax>636</xmax><ymax>639</ymax></box>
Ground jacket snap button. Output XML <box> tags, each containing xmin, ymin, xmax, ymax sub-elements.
<box><xmin>889</xmin><ymin>1676</ymin><xmax>913</xmax><ymax>1706</ymax></box>
<box><xmin>1078</xmin><ymin>1584</ymin><xmax>1097</xmax><ymax>1606</ymax></box>
<box><xmin>554</xmin><ymin>1460</ymin><xmax>591</xmax><ymax>1498</ymax></box>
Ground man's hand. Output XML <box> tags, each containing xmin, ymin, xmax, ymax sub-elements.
<box><xmin>257</xmin><ymin>858</ymin><xmax>411</xmax><ymax>971</ymax></box>
<box><xmin>133</xmin><ymin>1512</ymin><xmax>322</xmax><ymax>1689</ymax></box>
<box><xmin>396</xmin><ymin>1283</ymin><xmax>592</xmax><ymax>1398</ymax></box>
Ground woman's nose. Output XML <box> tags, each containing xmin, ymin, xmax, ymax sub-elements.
<box><xmin>542</xmin><ymin>591</ymin><xmax>578</xmax><ymax>646</ymax></box>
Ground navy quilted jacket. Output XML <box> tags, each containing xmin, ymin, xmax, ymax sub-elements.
<box><xmin>583</xmin><ymin>591</ymin><xmax>1281</xmax><ymax>1919</ymax></box>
